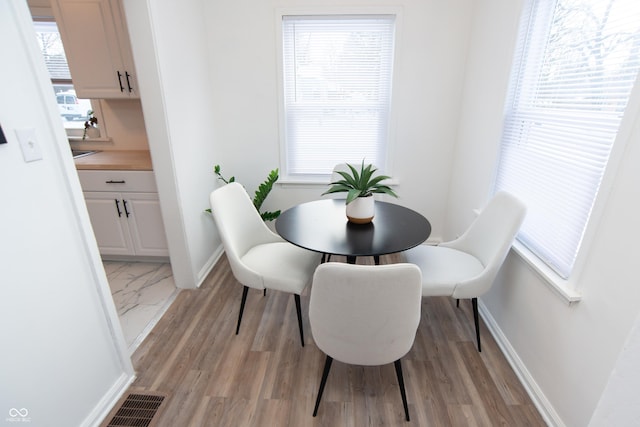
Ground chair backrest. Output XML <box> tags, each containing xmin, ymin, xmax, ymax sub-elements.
<box><xmin>209</xmin><ymin>182</ymin><xmax>280</xmax><ymax>287</ymax></box>
<box><xmin>309</xmin><ymin>263</ymin><xmax>422</xmax><ymax>366</ymax></box>
<box><xmin>444</xmin><ymin>191</ymin><xmax>526</xmax><ymax>298</ymax></box>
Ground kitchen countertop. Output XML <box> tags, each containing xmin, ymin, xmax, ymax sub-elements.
<box><xmin>74</xmin><ymin>150</ymin><xmax>153</xmax><ymax>170</ymax></box>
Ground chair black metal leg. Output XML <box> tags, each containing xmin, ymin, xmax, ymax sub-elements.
<box><xmin>456</xmin><ymin>298</ymin><xmax>460</xmax><ymax>307</ymax></box>
<box><xmin>374</xmin><ymin>255</ymin><xmax>380</xmax><ymax>265</ymax></box>
<box><xmin>472</xmin><ymin>297</ymin><xmax>481</xmax><ymax>352</ymax></box>
<box><xmin>313</xmin><ymin>355</ymin><xmax>333</xmax><ymax>417</ymax></box>
<box><xmin>263</xmin><ymin>289</ymin><xmax>266</xmax><ymax>296</ymax></box>
<box><xmin>394</xmin><ymin>359</ymin><xmax>410</xmax><ymax>422</ymax></box>
<box><xmin>236</xmin><ymin>286</ymin><xmax>249</xmax><ymax>335</ymax></box>
<box><xmin>294</xmin><ymin>294</ymin><xmax>304</xmax><ymax>347</ymax></box>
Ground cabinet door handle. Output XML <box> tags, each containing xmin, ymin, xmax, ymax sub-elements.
<box><xmin>125</xmin><ymin>72</ymin><xmax>133</xmax><ymax>92</ymax></box>
<box><xmin>114</xmin><ymin>199</ymin><xmax>123</xmax><ymax>217</ymax></box>
<box><xmin>117</xmin><ymin>71</ymin><xmax>124</xmax><ymax>92</ymax></box>
<box><xmin>105</xmin><ymin>180</ymin><xmax>126</xmax><ymax>184</ymax></box>
<box><xmin>123</xmin><ymin>199</ymin><xmax>131</xmax><ymax>217</ymax></box>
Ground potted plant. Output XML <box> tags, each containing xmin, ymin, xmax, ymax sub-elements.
<box><xmin>322</xmin><ymin>160</ymin><xmax>397</xmax><ymax>223</ymax></box>
<box><xmin>83</xmin><ymin>110</ymin><xmax>99</xmax><ymax>140</ymax></box>
<box><xmin>206</xmin><ymin>164</ymin><xmax>281</xmax><ymax>221</ymax></box>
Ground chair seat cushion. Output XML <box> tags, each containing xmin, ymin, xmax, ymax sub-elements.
<box><xmin>242</xmin><ymin>242</ymin><xmax>319</xmax><ymax>294</ymax></box>
<box><xmin>404</xmin><ymin>245</ymin><xmax>484</xmax><ymax>296</ymax></box>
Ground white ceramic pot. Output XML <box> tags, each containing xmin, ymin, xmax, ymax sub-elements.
<box><xmin>85</xmin><ymin>126</ymin><xmax>99</xmax><ymax>139</ymax></box>
<box><xmin>346</xmin><ymin>195</ymin><xmax>375</xmax><ymax>224</ymax></box>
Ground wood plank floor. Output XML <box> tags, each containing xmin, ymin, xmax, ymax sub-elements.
<box><xmin>123</xmin><ymin>254</ymin><xmax>547</xmax><ymax>426</ymax></box>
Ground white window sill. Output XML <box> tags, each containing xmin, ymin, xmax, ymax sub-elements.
<box><xmin>278</xmin><ymin>176</ymin><xmax>400</xmax><ymax>186</ymax></box>
<box><xmin>68</xmin><ymin>136</ymin><xmax>112</xmax><ymax>143</ymax></box>
<box><xmin>511</xmin><ymin>241</ymin><xmax>582</xmax><ymax>305</ymax></box>
<box><xmin>278</xmin><ymin>176</ymin><xmax>331</xmax><ymax>186</ymax></box>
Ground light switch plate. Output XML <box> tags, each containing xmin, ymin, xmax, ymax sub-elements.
<box><xmin>16</xmin><ymin>128</ymin><xmax>42</xmax><ymax>162</ymax></box>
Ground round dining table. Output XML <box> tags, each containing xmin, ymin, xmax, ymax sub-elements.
<box><xmin>275</xmin><ymin>198</ymin><xmax>431</xmax><ymax>264</ymax></box>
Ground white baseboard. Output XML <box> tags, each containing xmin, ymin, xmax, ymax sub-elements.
<box><xmin>195</xmin><ymin>245</ymin><xmax>224</xmax><ymax>288</ymax></box>
<box><xmin>81</xmin><ymin>371</ymin><xmax>136</xmax><ymax>427</ymax></box>
<box><xmin>478</xmin><ymin>299</ymin><xmax>563</xmax><ymax>427</ymax></box>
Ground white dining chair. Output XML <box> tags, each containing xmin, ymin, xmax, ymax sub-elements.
<box><xmin>309</xmin><ymin>262</ymin><xmax>422</xmax><ymax>421</ymax></box>
<box><xmin>403</xmin><ymin>191</ymin><xmax>526</xmax><ymax>352</ymax></box>
<box><xmin>209</xmin><ymin>182</ymin><xmax>321</xmax><ymax>347</ymax></box>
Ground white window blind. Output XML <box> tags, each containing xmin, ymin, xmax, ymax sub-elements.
<box><xmin>495</xmin><ymin>0</ymin><xmax>640</xmax><ymax>278</ymax></box>
<box><xmin>33</xmin><ymin>20</ymin><xmax>72</xmax><ymax>80</ymax></box>
<box><xmin>33</xmin><ymin>19</ymin><xmax>101</xmax><ymax>138</ymax></box>
<box><xmin>281</xmin><ymin>15</ymin><xmax>395</xmax><ymax>177</ymax></box>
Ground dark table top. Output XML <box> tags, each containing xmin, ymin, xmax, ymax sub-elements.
<box><xmin>275</xmin><ymin>198</ymin><xmax>431</xmax><ymax>259</ymax></box>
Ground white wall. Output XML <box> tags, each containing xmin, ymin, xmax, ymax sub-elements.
<box><xmin>449</xmin><ymin>0</ymin><xmax>640</xmax><ymax>425</ymax></box>
<box><xmin>445</xmin><ymin>0</ymin><xmax>522</xmax><ymax>235</ymax></box>
<box><xmin>0</xmin><ymin>1</ymin><xmax>133</xmax><ymax>425</ymax></box>
<box><xmin>589</xmin><ymin>309</ymin><xmax>640</xmax><ymax>426</ymax></box>
<box><xmin>203</xmin><ymin>0</ymin><xmax>475</xmax><ymax>241</ymax></box>
<box><xmin>122</xmin><ymin>0</ymin><xmax>222</xmax><ymax>289</ymax></box>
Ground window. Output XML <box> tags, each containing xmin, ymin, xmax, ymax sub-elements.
<box><xmin>495</xmin><ymin>0</ymin><xmax>640</xmax><ymax>278</ymax></box>
<box><xmin>33</xmin><ymin>19</ymin><xmax>103</xmax><ymax>139</ymax></box>
<box><xmin>280</xmin><ymin>15</ymin><xmax>396</xmax><ymax>178</ymax></box>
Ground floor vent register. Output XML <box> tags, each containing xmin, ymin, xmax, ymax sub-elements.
<box><xmin>102</xmin><ymin>392</ymin><xmax>167</xmax><ymax>427</ymax></box>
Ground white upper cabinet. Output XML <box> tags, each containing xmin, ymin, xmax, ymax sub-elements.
<box><xmin>51</xmin><ymin>0</ymin><xmax>138</xmax><ymax>98</ymax></box>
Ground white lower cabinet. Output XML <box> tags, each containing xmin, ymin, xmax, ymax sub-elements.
<box><xmin>79</xmin><ymin>171</ymin><xmax>168</xmax><ymax>257</ymax></box>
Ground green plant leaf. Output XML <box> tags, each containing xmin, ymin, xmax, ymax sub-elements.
<box><xmin>253</xmin><ymin>168</ymin><xmax>279</xmax><ymax>212</ymax></box>
<box><xmin>322</xmin><ymin>183</ymin><xmax>354</xmax><ymax>195</ymax></box>
<box><xmin>346</xmin><ymin>188</ymin><xmax>363</xmax><ymax>204</ymax></box>
<box><xmin>372</xmin><ymin>186</ymin><xmax>397</xmax><ymax>197</ymax></box>
<box><xmin>346</xmin><ymin>163</ymin><xmax>361</xmax><ymax>185</ymax></box>
<box><xmin>322</xmin><ymin>159</ymin><xmax>398</xmax><ymax>201</ymax></box>
<box><xmin>260</xmin><ymin>210</ymin><xmax>281</xmax><ymax>221</ymax></box>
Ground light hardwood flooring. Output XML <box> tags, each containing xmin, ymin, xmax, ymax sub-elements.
<box><xmin>123</xmin><ymin>254</ymin><xmax>547</xmax><ymax>426</ymax></box>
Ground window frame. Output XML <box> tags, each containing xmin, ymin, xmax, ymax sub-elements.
<box><xmin>275</xmin><ymin>8</ymin><xmax>402</xmax><ymax>183</ymax></box>
<box><xmin>33</xmin><ymin>17</ymin><xmax>107</xmax><ymax>141</ymax></box>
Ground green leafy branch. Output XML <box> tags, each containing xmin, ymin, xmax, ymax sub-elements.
<box><xmin>208</xmin><ymin>164</ymin><xmax>281</xmax><ymax>221</ymax></box>
<box><xmin>213</xmin><ymin>164</ymin><xmax>235</xmax><ymax>184</ymax></box>
<box><xmin>253</xmin><ymin>168</ymin><xmax>281</xmax><ymax>221</ymax></box>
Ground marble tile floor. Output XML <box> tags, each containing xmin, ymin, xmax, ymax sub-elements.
<box><xmin>103</xmin><ymin>261</ymin><xmax>179</xmax><ymax>354</ymax></box>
